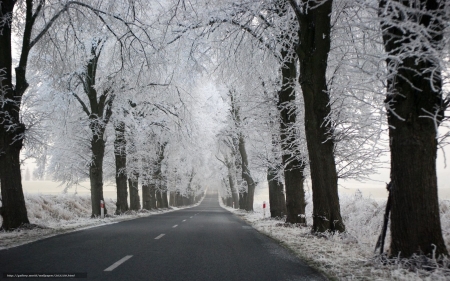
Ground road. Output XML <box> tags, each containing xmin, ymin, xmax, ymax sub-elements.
<box><xmin>0</xmin><ymin>190</ymin><xmax>327</xmax><ymax>280</ymax></box>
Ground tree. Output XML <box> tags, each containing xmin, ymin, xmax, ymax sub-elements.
<box><xmin>277</xmin><ymin>44</ymin><xmax>308</xmax><ymax>224</ymax></box>
<box><xmin>378</xmin><ymin>0</ymin><xmax>448</xmax><ymax>257</ymax></box>
<box><xmin>0</xmin><ymin>0</ymin><xmax>153</xmax><ymax>229</ymax></box>
<box><xmin>183</xmin><ymin>0</ymin><xmax>309</xmax><ymax>221</ymax></box>
<box><xmin>289</xmin><ymin>0</ymin><xmax>345</xmax><ymax>232</ymax></box>
<box><xmin>114</xmin><ymin>121</ymin><xmax>128</xmax><ymax>214</ymax></box>
<box><xmin>267</xmin><ymin>165</ymin><xmax>287</xmax><ymax>218</ymax></box>
<box><xmin>76</xmin><ymin>40</ymin><xmax>114</xmax><ymax>217</ymax></box>
<box><xmin>0</xmin><ymin>0</ymin><xmax>65</xmax><ymax>230</ymax></box>
<box><xmin>216</xmin><ymin>142</ymin><xmax>240</xmax><ymax>209</ymax></box>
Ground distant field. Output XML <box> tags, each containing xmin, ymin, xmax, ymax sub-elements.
<box><xmin>23</xmin><ymin>180</ymin><xmax>450</xmax><ymax>203</ymax></box>
<box><xmin>22</xmin><ymin>181</ymin><xmax>117</xmax><ymax>200</ymax></box>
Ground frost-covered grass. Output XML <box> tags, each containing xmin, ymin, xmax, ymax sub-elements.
<box><xmin>223</xmin><ymin>191</ymin><xmax>450</xmax><ymax>280</ymax></box>
<box><xmin>0</xmin><ymin>193</ymin><xmax>197</xmax><ymax>251</ymax></box>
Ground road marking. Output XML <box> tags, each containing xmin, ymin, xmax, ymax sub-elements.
<box><xmin>182</xmin><ymin>219</ymin><xmax>186</xmax><ymax>222</ymax></box>
<box><xmin>104</xmin><ymin>255</ymin><xmax>133</xmax><ymax>271</ymax></box>
<box><xmin>190</xmin><ymin>216</ymin><xmax>193</xmax><ymax>218</ymax></box>
<box><xmin>173</xmin><ymin>225</ymin><xmax>178</xmax><ymax>228</ymax></box>
<box><xmin>154</xmin><ymin>234</ymin><xmax>165</xmax><ymax>240</ymax></box>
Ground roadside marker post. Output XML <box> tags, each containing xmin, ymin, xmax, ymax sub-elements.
<box><xmin>100</xmin><ymin>200</ymin><xmax>105</xmax><ymax>218</ymax></box>
<box><xmin>263</xmin><ymin>201</ymin><xmax>266</xmax><ymax>218</ymax></box>
<box><xmin>233</xmin><ymin>201</ymin><xmax>235</xmax><ymax>209</ymax></box>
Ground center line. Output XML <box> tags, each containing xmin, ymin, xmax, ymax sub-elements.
<box><xmin>173</xmin><ymin>225</ymin><xmax>178</xmax><ymax>228</ymax></box>
<box><xmin>190</xmin><ymin>216</ymin><xmax>193</xmax><ymax>218</ymax></box>
<box><xmin>104</xmin><ymin>255</ymin><xmax>133</xmax><ymax>272</ymax></box>
<box><xmin>182</xmin><ymin>220</ymin><xmax>186</xmax><ymax>222</ymax></box>
<box><xmin>154</xmin><ymin>234</ymin><xmax>165</xmax><ymax>239</ymax></box>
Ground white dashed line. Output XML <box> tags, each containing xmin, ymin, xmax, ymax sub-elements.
<box><xmin>104</xmin><ymin>255</ymin><xmax>133</xmax><ymax>271</ymax></box>
<box><xmin>154</xmin><ymin>234</ymin><xmax>165</xmax><ymax>240</ymax></box>
<box><xmin>190</xmin><ymin>216</ymin><xmax>193</xmax><ymax>218</ymax></box>
<box><xmin>173</xmin><ymin>224</ymin><xmax>178</xmax><ymax>228</ymax></box>
<box><xmin>182</xmin><ymin>219</ymin><xmax>186</xmax><ymax>222</ymax></box>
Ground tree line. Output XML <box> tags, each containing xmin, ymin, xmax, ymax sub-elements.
<box><xmin>0</xmin><ymin>0</ymin><xmax>449</xmax><ymax>262</ymax></box>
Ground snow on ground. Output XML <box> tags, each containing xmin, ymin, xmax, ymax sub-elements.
<box><xmin>222</xmin><ymin>191</ymin><xmax>450</xmax><ymax>281</ymax></box>
<box><xmin>0</xmin><ymin>193</ymin><xmax>199</xmax><ymax>251</ymax></box>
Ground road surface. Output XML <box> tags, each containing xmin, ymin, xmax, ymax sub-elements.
<box><xmin>0</xmin><ymin>190</ymin><xmax>327</xmax><ymax>280</ymax></box>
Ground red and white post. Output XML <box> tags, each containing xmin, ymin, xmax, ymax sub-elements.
<box><xmin>263</xmin><ymin>201</ymin><xmax>266</xmax><ymax>218</ymax></box>
<box><xmin>100</xmin><ymin>200</ymin><xmax>105</xmax><ymax>218</ymax></box>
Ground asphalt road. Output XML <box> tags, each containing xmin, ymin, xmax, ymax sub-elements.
<box><xmin>0</xmin><ymin>190</ymin><xmax>327</xmax><ymax>281</ymax></box>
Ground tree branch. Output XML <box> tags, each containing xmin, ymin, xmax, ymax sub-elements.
<box><xmin>71</xmin><ymin>92</ymin><xmax>91</xmax><ymax>117</ymax></box>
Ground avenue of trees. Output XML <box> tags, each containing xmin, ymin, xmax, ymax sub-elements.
<box><xmin>1</xmin><ymin>0</ymin><xmax>449</xmax><ymax>263</ymax></box>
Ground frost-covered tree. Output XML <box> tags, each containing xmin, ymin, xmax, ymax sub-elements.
<box><xmin>377</xmin><ymin>0</ymin><xmax>449</xmax><ymax>258</ymax></box>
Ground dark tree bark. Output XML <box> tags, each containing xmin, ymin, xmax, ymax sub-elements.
<box><xmin>153</xmin><ymin>142</ymin><xmax>167</xmax><ymax>209</ymax></box>
<box><xmin>160</xmin><ymin>191</ymin><xmax>169</xmax><ymax>208</ymax></box>
<box><xmin>0</xmin><ymin>0</ymin><xmax>31</xmax><ymax>230</ymax></box>
<box><xmin>72</xmin><ymin>42</ymin><xmax>114</xmax><ymax>218</ymax></box>
<box><xmin>225</xmin><ymin>196</ymin><xmax>231</xmax><ymax>207</ymax></box>
<box><xmin>229</xmin><ymin>171</ymin><xmax>239</xmax><ymax>209</ymax></box>
<box><xmin>379</xmin><ymin>0</ymin><xmax>448</xmax><ymax>257</ymax></box>
<box><xmin>182</xmin><ymin>195</ymin><xmax>188</xmax><ymax>206</ymax></box>
<box><xmin>169</xmin><ymin>191</ymin><xmax>175</xmax><ymax>206</ymax></box>
<box><xmin>289</xmin><ymin>0</ymin><xmax>344</xmax><ymax>232</ymax></box>
<box><xmin>277</xmin><ymin>49</ymin><xmax>307</xmax><ymax>224</ymax></box>
<box><xmin>267</xmin><ymin>167</ymin><xmax>287</xmax><ymax>218</ymax></box>
<box><xmin>142</xmin><ymin>183</ymin><xmax>156</xmax><ymax>210</ymax></box>
<box><xmin>156</xmin><ymin>191</ymin><xmax>164</xmax><ymax>208</ymax></box>
<box><xmin>238</xmin><ymin>136</ymin><xmax>256</xmax><ymax>211</ymax></box>
<box><xmin>128</xmin><ymin>174</ymin><xmax>140</xmax><ymax>210</ymax></box>
<box><xmin>238</xmin><ymin>193</ymin><xmax>246</xmax><ymax>210</ymax></box>
<box><xmin>175</xmin><ymin>192</ymin><xmax>183</xmax><ymax>207</ymax></box>
<box><xmin>90</xmin><ymin>133</ymin><xmax>107</xmax><ymax>217</ymax></box>
<box><xmin>149</xmin><ymin>183</ymin><xmax>157</xmax><ymax>208</ymax></box>
<box><xmin>114</xmin><ymin>122</ymin><xmax>128</xmax><ymax>214</ymax></box>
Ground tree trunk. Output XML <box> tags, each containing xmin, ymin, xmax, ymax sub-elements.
<box><xmin>156</xmin><ymin>191</ymin><xmax>163</xmax><ymax>208</ymax></box>
<box><xmin>114</xmin><ymin>122</ymin><xmax>128</xmax><ymax>215</ymax></box>
<box><xmin>152</xmin><ymin>143</ymin><xmax>167</xmax><ymax>209</ymax></box>
<box><xmin>90</xmin><ymin>133</ymin><xmax>107</xmax><ymax>217</ymax></box>
<box><xmin>268</xmin><ymin>167</ymin><xmax>287</xmax><ymax>218</ymax></box>
<box><xmin>169</xmin><ymin>191</ymin><xmax>175</xmax><ymax>206</ymax></box>
<box><xmin>128</xmin><ymin>174</ymin><xmax>140</xmax><ymax>210</ymax></box>
<box><xmin>227</xmin><ymin>170</ymin><xmax>239</xmax><ymax>209</ymax></box>
<box><xmin>149</xmin><ymin>183</ymin><xmax>157</xmax><ymax>209</ymax></box>
<box><xmin>161</xmin><ymin>191</ymin><xmax>169</xmax><ymax>208</ymax></box>
<box><xmin>0</xmin><ymin>142</ymin><xmax>29</xmax><ymax>229</ymax></box>
<box><xmin>293</xmin><ymin>0</ymin><xmax>344</xmax><ymax>232</ymax></box>
<box><xmin>182</xmin><ymin>196</ymin><xmax>189</xmax><ymax>206</ymax></box>
<box><xmin>82</xmin><ymin>41</ymin><xmax>113</xmax><ymax>218</ymax></box>
<box><xmin>238</xmin><ymin>136</ymin><xmax>256</xmax><ymax>211</ymax></box>
<box><xmin>278</xmin><ymin>50</ymin><xmax>307</xmax><ymax>224</ymax></box>
<box><xmin>239</xmin><ymin>192</ymin><xmax>247</xmax><ymax>210</ymax></box>
<box><xmin>0</xmin><ymin>0</ymin><xmax>30</xmax><ymax>230</ymax></box>
<box><xmin>379</xmin><ymin>0</ymin><xmax>448</xmax><ymax>257</ymax></box>
<box><xmin>142</xmin><ymin>184</ymin><xmax>156</xmax><ymax>210</ymax></box>
<box><xmin>176</xmin><ymin>192</ymin><xmax>183</xmax><ymax>207</ymax></box>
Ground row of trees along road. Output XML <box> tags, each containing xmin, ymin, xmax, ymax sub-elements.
<box><xmin>204</xmin><ymin>0</ymin><xmax>449</xmax><ymax>259</ymax></box>
<box><xmin>1</xmin><ymin>0</ymin><xmax>449</xmax><ymax>261</ymax></box>
<box><xmin>0</xmin><ymin>0</ymin><xmax>207</xmax><ymax>229</ymax></box>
